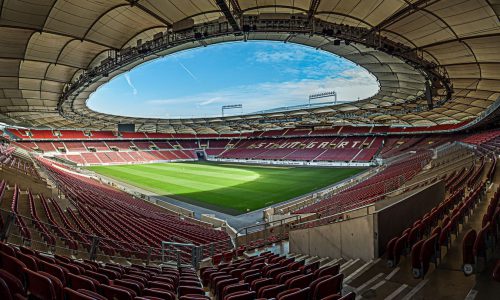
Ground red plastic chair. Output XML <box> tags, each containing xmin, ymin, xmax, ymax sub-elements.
<box><xmin>0</xmin><ymin>277</ymin><xmax>13</xmax><ymax>300</ymax></box>
<box><xmin>101</xmin><ymin>284</ymin><xmax>135</xmax><ymax>300</ymax></box>
<box><xmin>0</xmin><ymin>269</ymin><xmax>26</xmax><ymax>298</ymax></box>
<box><xmin>312</xmin><ymin>273</ymin><xmax>343</xmax><ymax>299</ymax></box>
<box><xmin>278</xmin><ymin>287</ymin><xmax>310</xmax><ymax>300</ymax></box>
<box><xmin>64</xmin><ymin>287</ymin><xmax>95</xmax><ymax>300</ymax></box>
<box><xmin>25</xmin><ymin>269</ymin><xmax>57</xmax><ymax>300</ymax></box>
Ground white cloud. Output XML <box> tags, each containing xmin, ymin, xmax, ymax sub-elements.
<box><xmin>199</xmin><ymin>97</ymin><xmax>222</xmax><ymax>106</ymax></box>
<box><xmin>124</xmin><ymin>73</ymin><xmax>137</xmax><ymax>95</ymax></box>
<box><xmin>144</xmin><ymin>68</ymin><xmax>379</xmax><ymax>118</ymax></box>
<box><xmin>253</xmin><ymin>49</ymin><xmax>308</xmax><ymax>63</ymax></box>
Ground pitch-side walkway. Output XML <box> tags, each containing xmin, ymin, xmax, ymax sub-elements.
<box><xmin>91</xmin><ymin>173</ymin><xmax>264</xmax><ymax>229</ymax></box>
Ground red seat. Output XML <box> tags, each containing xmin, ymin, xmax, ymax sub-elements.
<box><xmin>393</xmin><ymin>232</ymin><xmax>409</xmax><ymax>267</ymax></box>
<box><xmin>313</xmin><ymin>264</ymin><xmax>340</xmax><ymax>279</ymax></box>
<box><xmin>142</xmin><ymin>288</ymin><xmax>175</xmax><ymax>300</ymax></box>
<box><xmin>225</xmin><ymin>290</ymin><xmax>256</xmax><ymax>300</ymax></box>
<box><xmin>64</xmin><ymin>288</ymin><xmax>95</xmax><ymax>300</ymax></box>
<box><xmin>0</xmin><ymin>277</ymin><xmax>13</xmax><ymax>300</ymax></box>
<box><xmin>40</xmin><ymin>271</ymin><xmax>64</xmax><ymax>300</ymax></box>
<box><xmin>39</xmin><ymin>261</ymin><xmax>67</xmax><ymax>285</ymax></box>
<box><xmin>25</xmin><ymin>269</ymin><xmax>57</xmax><ymax>300</ymax></box>
<box><xmin>16</xmin><ymin>252</ymin><xmax>38</xmax><ymax>271</ymax></box>
<box><xmin>251</xmin><ymin>277</ymin><xmax>273</xmax><ymax>293</ymax></box>
<box><xmin>221</xmin><ymin>283</ymin><xmax>248</xmax><ymax>300</ymax></box>
<box><xmin>216</xmin><ymin>277</ymin><xmax>238</xmax><ymax>299</ymax></box>
<box><xmin>277</xmin><ymin>270</ymin><xmax>301</xmax><ymax>284</ymax></box>
<box><xmin>123</xmin><ymin>274</ymin><xmax>147</xmax><ymax>286</ymax></box>
<box><xmin>492</xmin><ymin>260</ymin><xmax>500</xmax><ymax>282</ymax></box>
<box><xmin>114</xmin><ymin>279</ymin><xmax>143</xmax><ymax>296</ymax></box>
<box><xmin>68</xmin><ymin>273</ymin><xmax>97</xmax><ymax>292</ymax></box>
<box><xmin>418</xmin><ymin>233</ymin><xmax>440</xmax><ymax>278</ymax></box>
<box><xmin>180</xmin><ymin>295</ymin><xmax>211</xmax><ymax>300</ymax></box>
<box><xmin>84</xmin><ymin>270</ymin><xmax>110</xmax><ymax>285</ymax></box>
<box><xmin>268</xmin><ymin>266</ymin><xmax>288</xmax><ymax>279</ymax></box>
<box><xmin>308</xmin><ymin>275</ymin><xmax>331</xmax><ymax>298</ymax></box>
<box><xmin>229</xmin><ymin>268</ymin><xmax>245</xmax><ymax>280</ymax></box>
<box><xmin>0</xmin><ymin>269</ymin><xmax>26</xmax><ymax>298</ymax></box>
<box><xmin>385</xmin><ymin>237</ymin><xmax>398</xmax><ymax>267</ymax></box>
<box><xmin>300</xmin><ymin>261</ymin><xmax>320</xmax><ymax>274</ymax></box>
<box><xmin>276</xmin><ymin>288</ymin><xmax>300</xmax><ymax>299</ymax></box>
<box><xmin>212</xmin><ymin>254</ymin><xmax>223</xmax><ymax>265</ymax></box>
<box><xmin>285</xmin><ymin>273</ymin><xmax>314</xmax><ymax>289</ymax></box>
<box><xmin>312</xmin><ymin>274</ymin><xmax>343</xmax><ymax>299</ymax></box>
<box><xmin>278</xmin><ymin>287</ymin><xmax>310</xmax><ymax>300</ymax></box>
<box><xmin>411</xmin><ymin>240</ymin><xmax>425</xmax><ymax>278</ymax></box>
<box><xmin>258</xmin><ymin>284</ymin><xmax>285</xmax><ymax>298</ymax></box>
<box><xmin>77</xmin><ymin>289</ymin><xmax>107</xmax><ymax>300</ymax></box>
<box><xmin>98</xmin><ymin>268</ymin><xmax>120</xmax><ymax>280</ymax></box>
<box><xmin>148</xmin><ymin>281</ymin><xmax>174</xmax><ymax>291</ymax></box>
<box><xmin>0</xmin><ymin>243</ymin><xmax>16</xmax><ymax>256</ymax></box>
<box><xmin>473</xmin><ymin>223</ymin><xmax>491</xmax><ymax>261</ymax></box>
<box><xmin>0</xmin><ymin>251</ymin><xmax>27</xmax><ymax>282</ymax></box>
<box><xmin>101</xmin><ymin>284</ymin><xmax>135</xmax><ymax>300</ymax></box>
<box><xmin>462</xmin><ymin>229</ymin><xmax>477</xmax><ymax>275</ymax></box>
<box><xmin>178</xmin><ymin>286</ymin><xmax>205</xmax><ymax>297</ymax></box>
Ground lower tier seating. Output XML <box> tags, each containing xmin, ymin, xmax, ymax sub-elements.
<box><xmin>0</xmin><ymin>241</ymin><xmax>208</xmax><ymax>300</ymax></box>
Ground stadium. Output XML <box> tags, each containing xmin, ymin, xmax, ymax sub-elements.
<box><xmin>0</xmin><ymin>0</ymin><xmax>499</xmax><ymax>299</ymax></box>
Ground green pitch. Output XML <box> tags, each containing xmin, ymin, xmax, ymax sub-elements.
<box><xmin>87</xmin><ymin>162</ymin><xmax>364</xmax><ymax>215</ymax></box>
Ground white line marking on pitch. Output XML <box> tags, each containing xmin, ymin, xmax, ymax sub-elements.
<box><xmin>385</xmin><ymin>284</ymin><xmax>408</xmax><ymax>300</ymax></box>
<box><xmin>401</xmin><ymin>279</ymin><xmax>429</xmax><ymax>300</ymax></box>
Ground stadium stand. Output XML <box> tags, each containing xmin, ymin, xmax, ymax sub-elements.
<box><xmin>0</xmin><ymin>1</ymin><xmax>499</xmax><ymax>298</ymax></box>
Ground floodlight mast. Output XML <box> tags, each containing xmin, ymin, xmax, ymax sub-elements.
<box><xmin>309</xmin><ymin>91</ymin><xmax>337</xmax><ymax>107</ymax></box>
<box><xmin>222</xmin><ymin>104</ymin><xmax>243</xmax><ymax>117</ymax></box>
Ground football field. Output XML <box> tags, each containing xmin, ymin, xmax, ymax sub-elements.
<box><xmin>87</xmin><ymin>162</ymin><xmax>364</xmax><ymax>215</ymax></box>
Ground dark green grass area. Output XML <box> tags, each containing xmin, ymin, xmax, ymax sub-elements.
<box><xmin>87</xmin><ymin>162</ymin><xmax>364</xmax><ymax>215</ymax></box>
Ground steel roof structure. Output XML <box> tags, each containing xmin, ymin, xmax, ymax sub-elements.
<box><xmin>0</xmin><ymin>0</ymin><xmax>498</xmax><ymax>133</ymax></box>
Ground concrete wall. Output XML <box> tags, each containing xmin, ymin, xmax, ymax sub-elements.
<box><xmin>289</xmin><ymin>181</ymin><xmax>445</xmax><ymax>261</ymax></box>
<box><xmin>289</xmin><ymin>213</ymin><xmax>375</xmax><ymax>261</ymax></box>
<box><xmin>374</xmin><ymin>180</ymin><xmax>445</xmax><ymax>256</ymax></box>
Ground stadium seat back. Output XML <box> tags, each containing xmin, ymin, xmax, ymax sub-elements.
<box><xmin>26</xmin><ymin>269</ymin><xmax>57</xmax><ymax>300</ymax></box>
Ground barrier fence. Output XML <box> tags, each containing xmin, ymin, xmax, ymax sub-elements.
<box><xmin>0</xmin><ymin>208</ymin><xmax>232</xmax><ymax>269</ymax></box>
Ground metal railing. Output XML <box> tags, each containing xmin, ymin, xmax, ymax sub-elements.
<box><xmin>0</xmin><ymin>208</ymin><xmax>231</xmax><ymax>269</ymax></box>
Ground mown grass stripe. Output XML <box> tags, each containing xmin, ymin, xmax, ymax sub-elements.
<box><xmin>88</xmin><ymin>162</ymin><xmax>364</xmax><ymax>215</ymax></box>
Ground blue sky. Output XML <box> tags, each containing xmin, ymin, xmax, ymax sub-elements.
<box><xmin>87</xmin><ymin>41</ymin><xmax>379</xmax><ymax>118</ymax></box>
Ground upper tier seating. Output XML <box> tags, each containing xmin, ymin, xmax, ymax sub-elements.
<box><xmin>220</xmin><ymin>137</ymin><xmax>384</xmax><ymax>162</ymax></box>
<box><xmin>64</xmin><ymin>142</ymin><xmax>87</xmax><ymax>152</ymax></box>
<box><xmin>90</xmin><ymin>131</ymin><xmax>116</xmax><ymax>139</ymax></box>
<box><xmin>30</xmin><ymin>130</ymin><xmax>55</xmax><ymax>139</ymax></box>
<box><xmin>58</xmin><ymin>130</ymin><xmax>88</xmax><ymax>139</ymax></box>
<box><xmin>83</xmin><ymin>142</ymin><xmax>109</xmax><ymax>151</ymax></box>
<box><xmin>462</xmin><ymin>129</ymin><xmax>500</xmax><ymax>145</ymax></box>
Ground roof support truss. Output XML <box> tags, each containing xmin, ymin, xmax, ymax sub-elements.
<box><xmin>216</xmin><ymin>0</ymin><xmax>240</xmax><ymax>31</ymax></box>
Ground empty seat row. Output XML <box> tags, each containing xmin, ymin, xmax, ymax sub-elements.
<box><xmin>0</xmin><ymin>241</ymin><xmax>209</xmax><ymax>300</ymax></box>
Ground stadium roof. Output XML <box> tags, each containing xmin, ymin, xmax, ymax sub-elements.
<box><xmin>0</xmin><ymin>0</ymin><xmax>499</xmax><ymax>133</ymax></box>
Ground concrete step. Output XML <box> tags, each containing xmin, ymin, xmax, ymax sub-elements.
<box><xmin>341</xmin><ymin>258</ymin><xmax>364</xmax><ymax>276</ymax></box>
